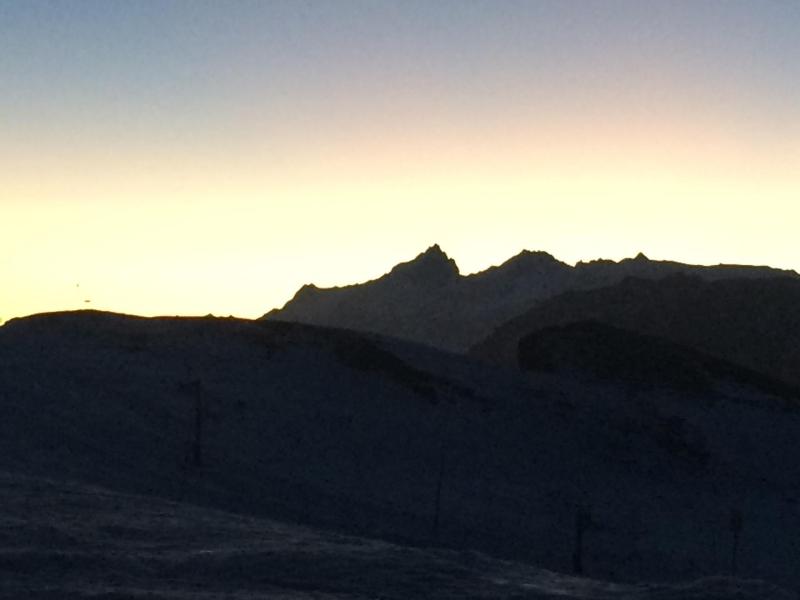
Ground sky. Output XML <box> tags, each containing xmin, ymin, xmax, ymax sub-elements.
<box><xmin>2</xmin><ymin>0</ymin><xmax>799</xmax><ymax>321</ymax></box>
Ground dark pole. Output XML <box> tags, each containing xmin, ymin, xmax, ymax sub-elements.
<box><xmin>573</xmin><ymin>505</ymin><xmax>592</xmax><ymax>575</ymax></box>
<box><xmin>432</xmin><ymin>443</ymin><xmax>446</xmax><ymax>540</ymax></box>
<box><xmin>186</xmin><ymin>380</ymin><xmax>205</xmax><ymax>469</ymax></box>
<box><xmin>730</xmin><ymin>509</ymin><xmax>743</xmax><ymax>576</ymax></box>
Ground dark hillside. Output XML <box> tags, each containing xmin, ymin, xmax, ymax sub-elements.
<box><xmin>472</xmin><ymin>275</ymin><xmax>800</xmax><ymax>387</ymax></box>
<box><xmin>3</xmin><ymin>310</ymin><xmax>800</xmax><ymax>588</ymax></box>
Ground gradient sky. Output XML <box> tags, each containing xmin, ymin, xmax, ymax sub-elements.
<box><xmin>2</xmin><ymin>0</ymin><xmax>799</xmax><ymax>321</ymax></box>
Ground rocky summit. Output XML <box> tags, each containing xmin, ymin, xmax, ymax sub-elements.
<box><xmin>264</xmin><ymin>245</ymin><xmax>798</xmax><ymax>352</ymax></box>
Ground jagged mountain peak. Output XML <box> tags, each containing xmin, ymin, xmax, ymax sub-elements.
<box><xmin>294</xmin><ymin>282</ymin><xmax>320</xmax><ymax>297</ymax></box>
<box><xmin>502</xmin><ymin>249</ymin><xmax>562</xmax><ymax>269</ymax></box>
<box><xmin>387</xmin><ymin>244</ymin><xmax>460</xmax><ymax>283</ymax></box>
<box><xmin>263</xmin><ymin>247</ymin><xmax>798</xmax><ymax>352</ymax></box>
<box><xmin>424</xmin><ymin>243</ymin><xmax>445</xmax><ymax>255</ymax></box>
<box><xmin>471</xmin><ymin>249</ymin><xmax>567</xmax><ymax>282</ymax></box>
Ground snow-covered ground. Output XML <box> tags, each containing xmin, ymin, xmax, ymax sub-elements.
<box><xmin>1</xmin><ymin>311</ymin><xmax>799</xmax><ymax>594</ymax></box>
<box><xmin>0</xmin><ymin>471</ymin><xmax>793</xmax><ymax>599</ymax></box>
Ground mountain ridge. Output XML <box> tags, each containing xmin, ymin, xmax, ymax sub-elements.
<box><xmin>263</xmin><ymin>246</ymin><xmax>798</xmax><ymax>352</ymax></box>
<box><xmin>470</xmin><ymin>274</ymin><xmax>800</xmax><ymax>388</ymax></box>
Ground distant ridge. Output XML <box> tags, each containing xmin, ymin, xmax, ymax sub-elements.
<box><xmin>517</xmin><ymin>319</ymin><xmax>800</xmax><ymax>400</ymax></box>
<box><xmin>263</xmin><ymin>246</ymin><xmax>798</xmax><ymax>352</ymax></box>
<box><xmin>471</xmin><ymin>274</ymin><xmax>800</xmax><ymax>388</ymax></box>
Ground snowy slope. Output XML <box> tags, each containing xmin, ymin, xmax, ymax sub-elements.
<box><xmin>2</xmin><ymin>311</ymin><xmax>800</xmax><ymax>591</ymax></box>
<box><xmin>2</xmin><ymin>471</ymin><xmax>794</xmax><ymax>599</ymax></box>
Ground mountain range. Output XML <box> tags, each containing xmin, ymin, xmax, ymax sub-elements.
<box><xmin>5</xmin><ymin>246</ymin><xmax>800</xmax><ymax>597</ymax></box>
<box><xmin>264</xmin><ymin>245</ymin><xmax>798</xmax><ymax>353</ymax></box>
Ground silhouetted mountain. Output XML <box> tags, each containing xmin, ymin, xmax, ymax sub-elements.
<box><xmin>471</xmin><ymin>275</ymin><xmax>800</xmax><ymax>387</ymax></box>
<box><xmin>3</xmin><ymin>310</ymin><xmax>800</xmax><ymax>591</ymax></box>
<box><xmin>518</xmin><ymin>320</ymin><xmax>800</xmax><ymax>399</ymax></box>
<box><xmin>263</xmin><ymin>246</ymin><xmax>797</xmax><ymax>352</ymax></box>
<box><xmin>387</xmin><ymin>242</ymin><xmax>460</xmax><ymax>284</ymax></box>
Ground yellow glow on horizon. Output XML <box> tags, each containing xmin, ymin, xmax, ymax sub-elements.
<box><xmin>3</xmin><ymin>105</ymin><xmax>798</xmax><ymax>323</ymax></box>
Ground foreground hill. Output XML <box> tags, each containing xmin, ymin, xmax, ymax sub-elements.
<box><xmin>2</xmin><ymin>311</ymin><xmax>800</xmax><ymax>590</ymax></box>
<box><xmin>2</xmin><ymin>471</ymin><xmax>794</xmax><ymax>600</ymax></box>
<box><xmin>263</xmin><ymin>245</ymin><xmax>797</xmax><ymax>352</ymax></box>
<box><xmin>470</xmin><ymin>275</ymin><xmax>800</xmax><ymax>387</ymax></box>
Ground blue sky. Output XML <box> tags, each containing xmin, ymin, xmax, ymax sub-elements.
<box><xmin>2</xmin><ymin>1</ymin><xmax>798</xmax><ymax>319</ymax></box>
